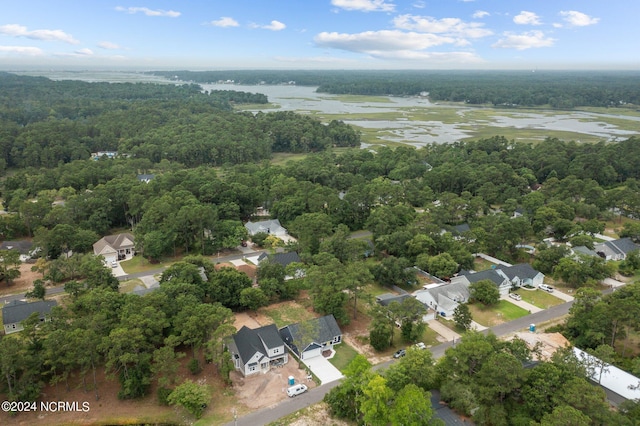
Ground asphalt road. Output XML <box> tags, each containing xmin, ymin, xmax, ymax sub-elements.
<box><xmin>0</xmin><ymin>249</ymin><xmax>267</xmax><ymax>305</ymax></box>
<box><xmin>225</xmin><ymin>298</ymin><xmax>577</xmax><ymax>426</ymax></box>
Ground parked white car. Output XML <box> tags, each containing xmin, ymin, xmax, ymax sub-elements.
<box><xmin>414</xmin><ymin>342</ymin><xmax>427</xmax><ymax>350</ymax></box>
<box><xmin>539</xmin><ymin>284</ymin><xmax>554</xmax><ymax>293</ymax></box>
<box><xmin>508</xmin><ymin>293</ymin><xmax>522</xmax><ymax>301</ymax></box>
<box><xmin>287</xmin><ymin>384</ymin><xmax>308</xmax><ymax>397</ymax></box>
<box><xmin>111</xmin><ymin>260</ymin><xmax>118</xmax><ymax>268</ymax></box>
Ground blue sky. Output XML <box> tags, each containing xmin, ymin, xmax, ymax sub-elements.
<box><xmin>0</xmin><ymin>0</ymin><xmax>637</xmax><ymax>69</ymax></box>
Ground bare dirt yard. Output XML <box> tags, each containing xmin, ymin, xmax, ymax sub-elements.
<box><xmin>0</xmin><ymin>262</ymin><xmax>41</xmax><ymax>297</ymax></box>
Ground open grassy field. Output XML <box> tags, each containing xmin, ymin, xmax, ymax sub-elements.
<box><xmin>469</xmin><ymin>300</ymin><xmax>530</xmax><ymax>327</ymax></box>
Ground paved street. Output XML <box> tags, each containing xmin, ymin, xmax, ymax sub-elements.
<box><xmin>226</xmin><ymin>298</ymin><xmax>576</xmax><ymax>426</ymax></box>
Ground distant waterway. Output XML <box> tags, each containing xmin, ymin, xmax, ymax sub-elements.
<box><xmin>12</xmin><ymin>71</ymin><xmax>640</xmax><ymax>146</ymax></box>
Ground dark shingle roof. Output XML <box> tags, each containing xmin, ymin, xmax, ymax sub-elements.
<box><xmin>375</xmin><ymin>293</ymin><xmax>412</xmax><ymax>306</ymax></box>
<box><xmin>272</xmin><ymin>252</ymin><xmax>302</xmax><ymax>267</ymax></box>
<box><xmin>279</xmin><ymin>315</ymin><xmax>342</xmax><ymax>355</ymax></box>
<box><xmin>2</xmin><ymin>300</ymin><xmax>57</xmax><ymax>324</ymax></box>
<box><xmin>501</xmin><ymin>263</ymin><xmax>540</xmax><ymax>281</ymax></box>
<box><xmin>232</xmin><ymin>324</ymin><xmax>284</xmax><ymax>365</ymax></box>
<box><xmin>0</xmin><ymin>240</ymin><xmax>33</xmax><ymax>254</ymax></box>
<box><xmin>460</xmin><ymin>268</ymin><xmax>505</xmax><ymax>285</ymax></box>
<box><xmin>608</xmin><ymin>238</ymin><xmax>639</xmax><ymax>255</ymax></box>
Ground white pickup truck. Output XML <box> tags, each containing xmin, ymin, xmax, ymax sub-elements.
<box><xmin>539</xmin><ymin>284</ymin><xmax>554</xmax><ymax>293</ymax></box>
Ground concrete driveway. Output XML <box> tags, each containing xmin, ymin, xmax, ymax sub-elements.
<box><xmin>303</xmin><ymin>355</ymin><xmax>343</xmax><ymax>384</ymax></box>
<box><xmin>110</xmin><ymin>262</ymin><xmax>127</xmax><ymax>277</ymax></box>
<box><xmin>501</xmin><ymin>294</ymin><xmax>542</xmax><ymax>313</ymax></box>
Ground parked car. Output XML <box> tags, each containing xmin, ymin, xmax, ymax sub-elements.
<box><xmin>111</xmin><ymin>260</ymin><xmax>118</xmax><ymax>268</ymax></box>
<box><xmin>508</xmin><ymin>293</ymin><xmax>522</xmax><ymax>301</ymax></box>
<box><xmin>539</xmin><ymin>284</ymin><xmax>554</xmax><ymax>293</ymax></box>
<box><xmin>393</xmin><ymin>349</ymin><xmax>406</xmax><ymax>358</ymax></box>
<box><xmin>286</xmin><ymin>384</ymin><xmax>308</xmax><ymax>397</ymax></box>
<box><xmin>414</xmin><ymin>342</ymin><xmax>427</xmax><ymax>350</ymax></box>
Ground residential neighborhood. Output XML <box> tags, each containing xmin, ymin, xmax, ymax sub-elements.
<box><xmin>1</xmin><ymin>70</ymin><xmax>640</xmax><ymax>426</ymax></box>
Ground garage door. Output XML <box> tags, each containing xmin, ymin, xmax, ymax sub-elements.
<box><xmin>302</xmin><ymin>345</ymin><xmax>322</xmax><ymax>360</ymax></box>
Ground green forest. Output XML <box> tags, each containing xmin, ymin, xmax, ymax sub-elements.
<box><xmin>1</xmin><ymin>71</ymin><xmax>640</xmax><ymax>425</ymax></box>
<box><xmin>150</xmin><ymin>69</ymin><xmax>640</xmax><ymax>108</ymax></box>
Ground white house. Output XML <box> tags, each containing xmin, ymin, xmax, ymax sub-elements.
<box><xmin>244</xmin><ymin>219</ymin><xmax>288</xmax><ymax>238</ymax></box>
<box><xmin>414</xmin><ymin>281</ymin><xmax>470</xmax><ymax>318</ymax></box>
<box><xmin>227</xmin><ymin>324</ymin><xmax>288</xmax><ymax>376</ymax></box>
<box><xmin>93</xmin><ymin>233</ymin><xmax>135</xmax><ymax>264</ymax></box>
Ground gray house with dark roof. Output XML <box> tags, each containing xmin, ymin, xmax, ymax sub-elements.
<box><xmin>2</xmin><ymin>300</ymin><xmax>57</xmax><ymax>334</ymax></box>
<box><xmin>257</xmin><ymin>252</ymin><xmax>304</xmax><ymax>280</ymax></box>
<box><xmin>279</xmin><ymin>315</ymin><xmax>342</xmax><ymax>360</ymax></box>
<box><xmin>0</xmin><ymin>240</ymin><xmax>36</xmax><ymax>262</ymax></box>
<box><xmin>454</xmin><ymin>263</ymin><xmax>544</xmax><ymax>296</ymax></box>
<box><xmin>257</xmin><ymin>251</ymin><xmax>302</xmax><ymax>268</ymax></box>
<box><xmin>227</xmin><ymin>324</ymin><xmax>288</xmax><ymax>376</ymax></box>
<box><xmin>375</xmin><ymin>293</ymin><xmax>412</xmax><ymax>307</ymax></box>
<box><xmin>595</xmin><ymin>238</ymin><xmax>639</xmax><ymax>261</ymax></box>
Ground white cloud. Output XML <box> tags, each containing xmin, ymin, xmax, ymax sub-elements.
<box><xmin>492</xmin><ymin>31</ymin><xmax>555</xmax><ymax>50</ymax></box>
<box><xmin>514</xmin><ymin>11</ymin><xmax>542</xmax><ymax>25</ymax></box>
<box><xmin>0</xmin><ymin>24</ymin><xmax>79</xmax><ymax>44</ymax></box>
<box><xmin>315</xmin><ymin>30</ymin><xmax>455</xmax><ymax>53</ymax></box>
<box><xmin>331</xmin><ymin>0</ymin><xmax>395</xmax><ymax>12</ymax></box>
<box><xmin>208</xmin><ymin>17</ymin><xmax>239</xmax><ymax>28</ymax></box>
<box><xmin>313</xmin><ymin>30</ymin><xmax>483</xmax><ymax>62</ymax></box>
<box><xmin>250</xmin><ymin>20</ymin><xmax>286</xmax><ymax>31</ymax></box>
<box><xmin>393</xmin><ymin>14</ymin><xmax>493</xmax><ymax>39</ymax></box>
<box><xmin>74</xmin><ymin>48</ymin><xmax>94</xmax><ymax>56</ymax></box>
<box><xmin>115</xmin><ymin>6</ymin><xmax>180</xmax><ymax>18</ymax></box>
<box><xmin>0</xmin><ymin>45</ymin><xmax>43</xmax><ymax>55</ymax></box>
<box><xmin>473</xmin><ymin>10</ymin><xmax>489</xmax><ymax>19</ymax></box>
<box><xmin>98</xmin><ymin>41</ymin><xmax>121</xmax><ymax>50</ymax></box>
<box><xmin>558</xmin><ymin>10</ymin><xmax>599</xmax><ymax>27</ymax></box>
<box><xmin>412</xmin><ymin>1</ymin><xmax>426</xmax><ymax>9</ymax></box>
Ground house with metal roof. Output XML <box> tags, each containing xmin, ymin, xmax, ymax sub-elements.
<box><xmin>227</xmin><ymin>324</ymin><xmax>288</xmax><ymax>376</ymax></box>
<box><xmin>2</xmin><ymin>299</ymin><xmax>57</xmax><ymax>334</ymax></box>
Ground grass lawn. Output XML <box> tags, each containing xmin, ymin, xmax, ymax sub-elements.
<box><xmin>118</xmin><ymin>278</ymin><xmax>144</xmax><ymax>293</ymax></box>
<box><xmin>473</xmin><ymin>257</ymin><xmax>496</xmax><ymax>271</ymax></box>
<box><xmin>469</xmin><ymin>300</ymin><xmax>529</xmax><ymax>327</ymax></box>
<box><xmin>120</xmin><ymin>255</ymin><xmax>173</xmax><ymax>274</ymax></box>
<box><xmin>514</xmin><ymin>289</ymin><xmax>565</xmax><ymax>309</ymax></box>
<box><xmin>261</xmin><ymin>303</ymin><xmax>316</xmax><ymax>328</ymax></box>
<box><xmin>329</xmin><ymin>342</ymin><xmax>359</xmax><ymax>372</ymax></box>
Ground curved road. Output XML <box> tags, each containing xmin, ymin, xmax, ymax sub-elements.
<box><xmin>225</xmin><ymin>299</ymin><xmax>576</xmax><ymax>426</ymax></box>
